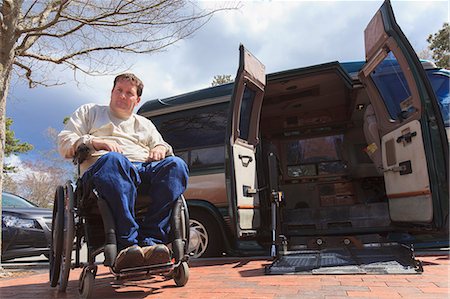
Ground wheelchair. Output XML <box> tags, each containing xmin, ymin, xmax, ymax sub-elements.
<box><xmin>49</xmin><ymin>145</ymin><xmax>190</xmax><ymax>298</ymax></box>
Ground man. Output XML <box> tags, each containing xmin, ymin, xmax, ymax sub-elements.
<box><xmin>58</xmin><ymin>73</ymin><xmax>189</xmax><ymax>271</ymax></box>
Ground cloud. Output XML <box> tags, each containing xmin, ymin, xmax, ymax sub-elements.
<box><xmin>4</xmin><ymin>155</ymin><xmax>23</xmax><ymax>169</ymax></box>
<box><xmin>6</xmin><ymin>0</ymin><xmax>449</xmax><ymax>154</ymax></box>
<box><xmin>4</xmin><ymin>155</ymin><xmax>41</xmax><ymax>182</ymax></box>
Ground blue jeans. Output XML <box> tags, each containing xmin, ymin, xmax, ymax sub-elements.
<box><xmin>81</xmin><ymin>152</ymin><xmax>189</xmax><ymax>251</ymax></box>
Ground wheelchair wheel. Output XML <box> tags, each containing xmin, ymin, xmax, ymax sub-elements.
<box><xmin>173</xmin><ymin>261</ymin><xmax>189</xmax><ymax>287</ymax></box>
<box><xmin>171</xmin><ymin>196</ymin><xmax>190</xmax><ymax>263</ymax></box>
<box><xmin>49</xmin><ymin>186</ymin><xmax>64</xmax><ymax>287</ymax></box>
<box><xmin>180</xmin><ymin>196</ymin><xmax>190</xmax><ymax>255</ymax></box>
<box><xmin>79</xmin><ymin>267</ymin><xmax>96</xmax><ymax>299</ymax></box>
<box><xmin>58</xmin><ymin>182</ymin><xmax>75</xmax><ymax>292</ymax></box>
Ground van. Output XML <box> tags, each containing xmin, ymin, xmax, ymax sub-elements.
<box><xmin>138</xmin><ymin>0</ymin><xmax>448</xmax><ymax>273</ymax></box>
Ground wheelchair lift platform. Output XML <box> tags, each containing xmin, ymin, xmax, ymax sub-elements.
<box><xmin>264</xmin><ymin>153</ymin><xmax>423</xmax><ymax>276</ymax></box>
<box><xmin>265</xmin><ymin>243</ymin><xmax>423</xmax><ymax>275</ymax></box>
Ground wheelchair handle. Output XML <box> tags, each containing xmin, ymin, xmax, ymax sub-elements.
<box><xmin>73</xmin><ymin>144</ymin><xmax>90</xmax><ymax>165</ymax></box>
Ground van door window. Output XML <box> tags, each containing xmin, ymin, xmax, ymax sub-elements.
<box><xmin>370</xmin><ymin>51</ymin><xmax>413</xmax><ymax>120</ymax></box>
<box><xmin>239</xmin><ymin>87</ymin><xmax>256</xmax><ymax>140</ymax></box>
<box><xmin>426</xmin><ymin>71</ymin><xmax>450</xmax><ymax>127</ymax></box>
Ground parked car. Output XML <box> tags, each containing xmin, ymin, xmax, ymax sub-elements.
<box><xmin>1</xmin><ymin>192</ymin><xmax>52</xmax><ymax>261</ymax></box>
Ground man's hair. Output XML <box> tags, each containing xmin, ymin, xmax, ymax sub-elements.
<box><xmin>113</xmin><ymin>73</ymin><xmax>144</xmax><ymax>97</ymax></box>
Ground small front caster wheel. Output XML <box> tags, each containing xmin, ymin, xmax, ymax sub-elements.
<box><xmin>173</xmin><ymin>261</ymin><xmax>189</xmax><ymax>287</ymax></box>
<box><xmin>79</xmin><ymin>269</ymin><xmax>95</xmax><ymax>299</ymax></box>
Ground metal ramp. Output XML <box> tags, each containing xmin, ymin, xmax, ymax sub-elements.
<box><xmin>265</xmin><ymin>244</ymin><xmax>423</xmax><ymax>275</ymax></box>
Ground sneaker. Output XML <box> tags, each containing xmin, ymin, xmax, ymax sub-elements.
<box><xmin>114</xmin><ymin>245</ymin><xmax>145</xmax><ymax>271</ymax></box>
<box><xmin>142</xmin><ymin>244</ymin><xmax>171</xmax><ymax>266</ymax></box>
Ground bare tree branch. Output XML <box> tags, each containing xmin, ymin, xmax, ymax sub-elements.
<box><xmin>15</xmin><ymin>0</ymin><xmax>70</xmax><ymax>53</ymax></box>
<box><xmin>13</xmin><ymin>59</ymin><xmax>64</xmax><ymax>88</ymax></box>
<box><xmin>22</xmin><ymin>0</ymin><xmax>39</xmax><ymax>20</ymax></box>
<box><xmin>12</xmin><ymin>60</ymin><xmax>33</xmax><ymax>87</ymax></box>
<box><xmin>8</xmin><ymin>1</ymin><xmax>236</xmax><ymax>85</ymax></box>
<box><xmin>18</xmin><ymin>0</ymin><xmax>68</xmax><ymax>34</ymax></box>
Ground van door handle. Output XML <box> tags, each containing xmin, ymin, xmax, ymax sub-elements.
<box><xmin>238</xmin><ymin>154</ymin><xmax>253</xmax><ymax>167</ymax></box>
<box><xmin>383</xmin><ymin>161</ymin><xmax>412</xmax><ymax>175</ymax></box>
<box><xmin>243</xmin><ymin>185</ymin><xmax>257</xmax><ymax>196</ymax></box>
<box><xmin>384</xmin><ymin>165</ymin><xmax>406</xmax><ymax>173</ymax></box>
<box><xmin>396</xmin><ymin>131</ymin><xmax>417</xmax><ymax>144</ymax></box>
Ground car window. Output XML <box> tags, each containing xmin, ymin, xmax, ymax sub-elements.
<box><xmin>152</xmin><ymin>102</ymin><xmax>229</xmax><ymax>150</ymax></box>
<box><xmin>285</xmin><ymin>135</ymin><xmax>346</xmax><ymax>178</ymax></box>
<box><xmin>426</xmin><ymin>70</ymin><xmax>449</xmax><ymax>127</ymax></box>
<box><xmin>239</xmin><ymin>87</ymin><xmax>256</xmax><ymax>140</ymax></box>
<box><xmin>190</xmin><ymin>146</ymin><xmax>225</xmax><ymax>169</ymax></box>
<box><xmin>286</xmin><ymin>135</ymin><xmax>344</xmax><ymax>165</ymax></box>
<box><xmin>370</xmin><ymin>51</ymin><xmax>413</xmax><ymax>120</ymax></box>
<box><xmin>2</xmin><ymin>193</ymin><xmax>37</xmax><ymax>208</ymax></box>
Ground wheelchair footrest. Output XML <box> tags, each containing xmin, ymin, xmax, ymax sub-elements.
<box><xmin>111</xmin><ymin>262</ymin><xmax>174</xmax><ymax>277</ymax></box>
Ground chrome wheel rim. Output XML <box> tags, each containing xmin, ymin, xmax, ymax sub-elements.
<box><xmin>188</xmin><ymin>219</ymin><xmax>208</xmax><ymax>258</ymax></box>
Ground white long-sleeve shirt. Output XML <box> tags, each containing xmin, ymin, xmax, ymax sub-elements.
<box><xmin>58</xmin><ymin>103</ymin><xmax>173</xmax><ymax>174</ymax></box>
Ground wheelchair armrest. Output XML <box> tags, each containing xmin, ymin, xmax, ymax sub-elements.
<box><xmin>73</xmin><ymin>144</ymin><xmax>91</xmax><ymax>165</ymax></box>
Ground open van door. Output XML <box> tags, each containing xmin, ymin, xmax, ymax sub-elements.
<box><xmin>359</xmin><ymin>0</ymin><xmax>448</xmax><ymax>228</ymax></box>
<box><xmin>226</xmin><ymin>45</ymin><xmax>266</xmax><ymax>238</ymax></box>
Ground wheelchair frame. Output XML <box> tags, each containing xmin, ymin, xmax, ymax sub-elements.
<box><xmin>49</xmin><ymin>145</ymin><xmax>190</xmax><ymax>298</ymax></box>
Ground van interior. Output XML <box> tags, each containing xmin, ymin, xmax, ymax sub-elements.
<box><xmin>257</xmin><ymin>65</ymin><xmax>430</xmax><ymax>274</ymax></box>
<box><xmin>258</xmin><ymin>65</ymin><xmax>392</xmax><ymax>249</ymax></box>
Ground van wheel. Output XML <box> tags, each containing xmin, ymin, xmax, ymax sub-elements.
<box><xmin>188</xmin><ymin>210</ymin><xmax>223</xmax><ymax>258</ymax></box>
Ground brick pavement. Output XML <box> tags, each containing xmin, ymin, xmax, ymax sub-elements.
<box><xmin>0</xmin><ymin>255</ymin><xmax>448</xmax><ymax>299</ymax></box>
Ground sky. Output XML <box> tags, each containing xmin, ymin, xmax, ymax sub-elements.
<box><xmin>5</xmin><ymin>0</ymin><xmax>449</xmax><ymax>167</ymax></box>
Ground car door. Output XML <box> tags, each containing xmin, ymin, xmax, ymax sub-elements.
<box><xmin>358</xmin><ymin>0</ymin><xmax>448</xmax><ymax>228</ymax></box>
<box><xmin>226</xmin><ymin>45</ymin><xmax>266</xmax><ymax>238</ymax></box>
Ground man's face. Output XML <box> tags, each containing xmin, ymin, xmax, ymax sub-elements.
<box><xmin>110</xmin><ymin>79</ymin><xmax>141</xmax><ymax>118</ymax></box>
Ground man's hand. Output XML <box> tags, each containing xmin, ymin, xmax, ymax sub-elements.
<box><xmin>147</xmin><ymin>145</ymin><xmax>167</xmax><ymax>162</ymax></box>
<box><xmin>92</xmin><ymin>139</ymin><xmax>123</xmax><ymax>153</ymax></box>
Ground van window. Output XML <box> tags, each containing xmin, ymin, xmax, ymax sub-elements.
<box><xmin>285</xmin><ymin>134</ymin><xmax>345</xmax><ymax>178</ymax></box>
<box><xmin>151</xmin><ymin>102</ymin><xmax>228</xmax><ymax>170</ymax></box>
<box><xmin>190</xmin><ymin>146</ymin><xmax>225</xmax><ymax>169</ymax></box>
<box><xmin>426</xmin><ymin>71</ymin><xmax>450</xmax><ymax>127</ymax></box>
<box><xmin>239</xmin><ymin>87</ymin><xmax>256</xmax><ymax>140</ymax></box>
<box><xmin>176</xmin><ymin>151</ymin><xmax>189</xmax><ymax>165</ymax></box>
<box><xmin>152</xmin><ymin>102</ymin><xmax>229</xmax><ymax>149</ymax></box>
<box><xmin>370</xmin><ymin>51</ymin><xmax>412</xmax><ymax>120</ymax></box>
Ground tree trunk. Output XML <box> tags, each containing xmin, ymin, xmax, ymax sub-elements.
<box><xmin>0</xmin><ymin>0</ymin><xmax>22</xmax><ymax>271</ymax></box>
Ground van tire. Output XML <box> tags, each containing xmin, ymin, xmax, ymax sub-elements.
<box><xmin>188</xmin><ymin>210</ymin><xmax>223</xmax><ymax>258</ymax></box>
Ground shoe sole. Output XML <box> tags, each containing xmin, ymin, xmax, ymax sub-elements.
<box><xmin>114</xmin><ymin>247</ymin><xmax>145</xmax><ymax>271</ymax></box>
<box><xmin>144</xmin><ymin>247</ymin><xmax>171</xmax><ymax>265</ymax></box>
